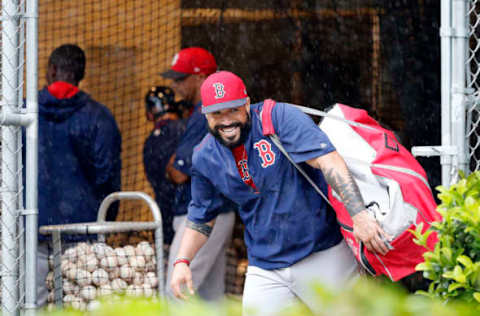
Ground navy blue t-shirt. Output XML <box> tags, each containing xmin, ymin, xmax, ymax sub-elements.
<box><xmin>189</xmin><ymin>102</ymin><xmax>342</xmax><ymax>270</ymax></box>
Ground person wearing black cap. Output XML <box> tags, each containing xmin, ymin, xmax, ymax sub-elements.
<box><xmin>161</xmin><ymin>47</ymin><xmax>236</xmax><ymax>301</ymax></box>
<box><xmin>143</xmin><ymin>86</ymin><xmax>186</xmax><ymax>246</ymax></box>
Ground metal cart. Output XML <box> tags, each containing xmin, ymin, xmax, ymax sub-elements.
<box><xmin>39</xmin><ymin>191</ymin><xmax>164</xmax><ymax>307</ymax></box>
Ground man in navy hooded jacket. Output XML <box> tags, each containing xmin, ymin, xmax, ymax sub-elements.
<box><xmin>36</xmin><ymin>44</ymin><xmax>121</xmax><ymax>306</ymax></box>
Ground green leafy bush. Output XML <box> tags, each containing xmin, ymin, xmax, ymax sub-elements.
<box><xmin>411</xmin><ymin>171</ymin><xmax>480</xmax><ymax>303</ymax></box>
<box><xmin>38</xmin><ymin>279</ymin><xmax>480</xmax><ymax>316</ymax></box>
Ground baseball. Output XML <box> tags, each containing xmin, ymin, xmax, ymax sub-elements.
<box><xmin>80</xmin><ymin>285</ymin><xmax>97</xmax><ymax>301</ymax></box>
<box><xmin>87</xmin><ymin>300</ymin><xmax>101</xmax><ymax>311</ymax></box>
<box><xmin>91</xmin><ymin>243</ymin><xmax>108</xmax><ymax>259</ymax></box>
<box><xmin>92</xmin><ymin>269</ymin><xmax>109</xmax><ymax>286</ymax></box>
<box><xmin>45</xmin><ymin>271</ymin><xmax>54</xmax><ymax>290</ymax></box>
<box><xmin>100</xmin><ymin>255</ymin><xmax>118</xmax><ymax>271</ymax></box>
<box><xmin>144</xmin><ymin>272</ymin><xmax>158</xmax><ymax>288</ymax></box>
<box><xmin>97</xmin><ymin>284</ymin><xmax>113</xmax><ymax>297</ymax></box>
<box><xmin>82</xmin><ymin>254</ymin><xmax>98</xmax><ymax>273</ymax></box>
<box><xmin>66</xmin><ymin>266</ymin><xmax>78</xmax><ymax>281</ymax></box>
<box><xmin>132</xmin><ymin>271</ymin><xmax>144</xmax><ymax>286</ymax></box>
<box><xmin>115</xmin><ymin>247</ymin><xmax>128</xmax><ymax>266</ymax></box>
<box><xmin>63</xmin><ymin>247</ymin><xmax>77</xmax><ymax>262</ymax></box>
<box><xmin>110</xmin><ymin>278</ymin><xmax>127</xmax><ymax>292</ymax></box>
<box><xmin>63</xmin><ymin>279</ymin><xmax>77</xmax><ymax>295</ymax></box>
<box><xmin>128</xmin><ymin>255</ymin><xmax>146</xmax><ymax>271</ymax></box>
<box><xmin>126</xmin><ymin>284</ymin><xmax>143</xmax><ymax>297</ymax></box>
<box><xmin>119</xmin><ymin>264</ymin><xmax>134</xmax><ymax>281</ymax></box>
<box><xmin>63</xmin><ymin>294</ymin><xmax>75</xmax><ymax>303</ymax></box>
<box><xmin>109</xmin><ymin>266</ymin><xmax>120</xmax><ymax>280</ymax></box>
<box><xmin>123</xmin><ymin>245</ymin><xmax>136</xmax><ymax>257</ymax></box>
<box><xmin>75</xmin><ymin>269</ymin><xmax>92</xmax><ymax>287</ymax></box>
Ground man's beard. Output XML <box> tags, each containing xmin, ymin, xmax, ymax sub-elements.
<box><xmin>208</xmin><ymin>113</ymin><xmax>251</xmax><ymax>149</ymax></box>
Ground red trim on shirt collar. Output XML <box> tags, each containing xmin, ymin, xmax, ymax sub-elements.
<box><xmin>47</xmin><ymin>81</ymin><xmax>79</xmax><ymax>99</ymax></box>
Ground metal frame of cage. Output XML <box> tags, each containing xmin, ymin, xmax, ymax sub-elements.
<box><xmin>412</xmin><ymin>0</ymin><xmax>480</xmax><ymax>184</ymax></box>
<box><xmin>0</xmin><ymin>0</ymin><xmax>39</xmax><ymax>315</ymax></box>
<box><xmin>0</xmin><ymin>0</ymin><xmax>478</xmax><ymax>314</ymax></box>
<box><xmin>38</xmin><ymin>191</ymin><xmax>165</xmax><ymax>308</ymax></box>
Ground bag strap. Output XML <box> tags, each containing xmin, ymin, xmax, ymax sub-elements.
<box><xmin>260</xmin><ymin>99</ymin><xmax>333</xmax><ymax>207</ymax></box>
<box><xmin>261</xmin><ymin>99</ymin><xmax>277</xmax><ymax>136</ymax></box>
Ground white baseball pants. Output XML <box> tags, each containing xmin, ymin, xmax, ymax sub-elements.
<box><xmin>242</xmin><ymin>241</ymin><xmax>359</xmax><ymax>316</ymax></box>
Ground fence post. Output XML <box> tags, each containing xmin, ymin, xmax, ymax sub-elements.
<box><xmin>451</xmin><ymin>0</ymin><xmax>469</xmax><ymax>177</ymax></box>
<box><xmin>24</xmin><ymin>0</ymin><xmax>39</xmax><ymax>313</ymax></box>
<box><xmin>440</xmin><ymin>0</ymin><xmax>453</xmax><ymax>186</ymax></box>
<box><xmin>1</xmin><ymin>0</ymin><xmax>21</xmax><ymax>314</ymax></box>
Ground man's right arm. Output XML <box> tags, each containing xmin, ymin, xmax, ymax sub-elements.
<box><xmin>170</xmin><ymin>162</ymin><xmax>224</xmax><ymax>299</ymax></box>
<box><xmin>166</xmin><ymin>153</ymin><xmax>189</xmax><ymax>184</ymax></box>
<box><xmin>170</xmin><ymin>219</ymin><xmax>214</xmax><ymax>299</ymax></box>
<box><xmin>167</xmin><ymin>111</ymin><xmax>208</xmax><ymax>185</ymax></box>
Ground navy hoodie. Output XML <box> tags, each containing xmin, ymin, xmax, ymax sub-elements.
<box><xmin>37</xmin><ymin>86</ymin><xmax>121</xmax><ymax>241</ymax></box>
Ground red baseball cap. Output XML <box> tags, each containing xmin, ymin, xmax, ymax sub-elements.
<box><xmin>161</xmin><ymin>47</ymin><xmax>217</xmax><ymax>80</ymax></box>
<box><xmin>200</xmin><ymin>71</ymin><xmax>248</xmax><ymax>114</ymax></box>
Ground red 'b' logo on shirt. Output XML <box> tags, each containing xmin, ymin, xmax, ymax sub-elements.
<box><xmin>254</xmin><ymin>140</ymin><xmax>276</xmax><ymax>168</ymax></box>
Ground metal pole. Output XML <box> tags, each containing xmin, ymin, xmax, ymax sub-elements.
<box><xmin>17</xmin><ymin>132</ymin><xmax>25</xmax><ymax>308</ymax></box>
<box><xmin>451</xmin><ymin>0</ymin><xmax>469</xmax><ymax>177</ymax></box>
<box><xmin>17</xmin><ymin>0</ymin><xmax>26</xmax><ymax>306</ymax></box>
<box><xmin>1</xmin><ymin>0</ymin><xmax>20</xmax><ymax>313</ymax></box>
<box><xmin>440</xmin><ymin>0</ymin><xmax>453</xmax><ymax>186</ymax></box>
<box><xmin>24</xmin><ymin>0</ymin><xmax>39</xmax><ymax>312</ymax></box>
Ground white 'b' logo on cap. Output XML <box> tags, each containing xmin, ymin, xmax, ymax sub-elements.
<box><xmin>212</xmin><ymin>83</ymin><xmax>225</xmax><ymax>99</ymax></box>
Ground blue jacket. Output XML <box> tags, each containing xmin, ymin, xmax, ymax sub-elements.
<box><xmin>37</xmin><ymin>87</ymin><xmax>121</xmax><ymax>240</ymax></box>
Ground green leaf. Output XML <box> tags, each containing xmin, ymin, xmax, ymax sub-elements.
<box><xmin>441</xmin><ymin>247</ymin><xmax>453</xmax><ymax>265</ymax></box>
<box><xmin>415</xmin><ymin>290</ymin><xmax>435</xmax><ymax>298</ymax></box>
<box><xmin>453</xmin><ymin>265</ymin><xmax>467</xmax><ymax>283</ymax></box>
<box><xmin>416</xmin><ymin>262</ymin><xmax>431</xmax><ymax>271</ymax></box>
<box><xmin>473</xmin><ymin>292</ymin><xmax>480</xmax><ymax>303</ymax></box>
<box><xmin>448</xmin><ymin>283</ymin><xmax>465</xmax><ymax>292</ymax></box>
<box><xmin>457</xmin><ymin>255</ymin><xmax>473</xmax><ymax>269</ymax></box>
<box><xmin>456</xmin><ymin>179</ymin><xmax>468</xmax><ymax>196</ymax></box>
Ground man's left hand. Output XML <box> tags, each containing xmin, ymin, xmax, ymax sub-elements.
<box><xmin>352</xmin><ymin>210</ymin><xmax>392</xmax><ymax>256</ymax></box>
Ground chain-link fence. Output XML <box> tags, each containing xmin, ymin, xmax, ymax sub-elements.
<box><xmin>0</xmin><ymin>0</ymin><xmax>455</xmax><ymax>313</ymax></box>
<box><xmin>468</xmin><ymin>1</ymin><xmax>480</xmax><ymax>173</ymax></box>
<box><xmin>1</xmin><ymin>0</ymin><xmax>26</xmax><ymax>313</ymax></box>
<box><xmin>0</xmin><ymin>0</ymin><xmax>38</xmax><ymax>314</ymax></box>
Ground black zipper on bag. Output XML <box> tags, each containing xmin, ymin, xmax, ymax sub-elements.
<box><xmin>338</xmin><ymin>220</ymin><xmax>353</xmax><ymax>232</ymax></box>
<box><xmin>359</xmin><ymin>242</ymin><xmax>377</xmax><ymax>275</ymax></box>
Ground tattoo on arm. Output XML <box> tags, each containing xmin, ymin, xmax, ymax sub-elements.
<box><xmin>186</xmin><ymin>220</ymin><xmax>213</xmax><ymax>237</ymax></box>
<box><xmin>322</xmin><ymin>167</ymin><xmax>365</xmax><ymax>217</ymax></box>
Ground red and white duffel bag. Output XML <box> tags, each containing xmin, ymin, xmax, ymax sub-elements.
<box><xmin>262</xmin><ymin>100</ymin><xmax>441</xmax><ymax>281</ymax></box>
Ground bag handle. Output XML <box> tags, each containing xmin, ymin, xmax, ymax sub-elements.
<box><xmin>260</xmin><ymin>99</ymin><xmax>333</xmax><ymax>207</ymax></box>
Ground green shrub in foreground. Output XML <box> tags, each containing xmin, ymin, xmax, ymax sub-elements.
<box><xmin>38</xmin><ymin>278</ymin><xmax>479</xmax><ymax>316</ymax></box>
<box><xmin>411</xmin><ymin>171</ymin><xmax>480</xmax><ymax>303</ymax></box>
